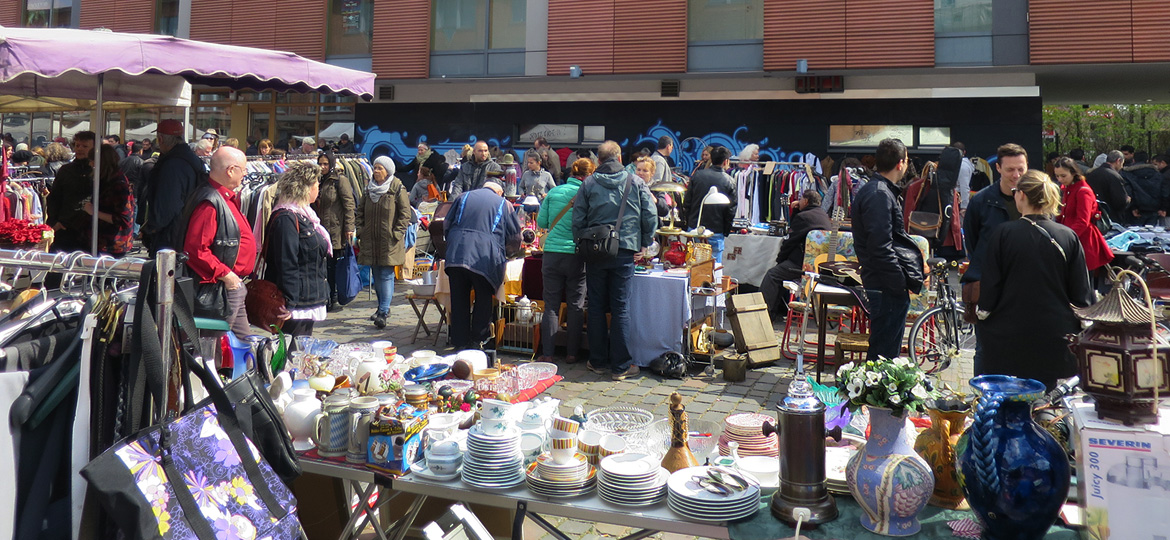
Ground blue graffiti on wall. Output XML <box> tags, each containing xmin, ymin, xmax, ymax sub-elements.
<box><xmin>355</xmin><ymin>120</ymin><xmax>804</xmax><ymax>173</ymax></box>
<box><xmin>355</xmin><ymin>125</ymin><xmax>511</xmax><ymax>165</ymax></box>
<box><xmin>627</xmin><ymin>121</ymin><xmax>806</xmax><ymax>174</ymax></box>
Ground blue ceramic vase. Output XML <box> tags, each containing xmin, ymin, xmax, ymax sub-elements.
<box><xmin>846</xmin><ymin>406</ymin><xmax>935</xmax><ymax>536</ymax></box>
<box><xmin>957</xmin><ymin>375</ymin><xmax>1070</xmax><ymax>540</ymax></box>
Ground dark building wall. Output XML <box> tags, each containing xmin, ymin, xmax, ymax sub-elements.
<box><xmin>354</xmin><ymin>97</ymin><xmax>1042</xmax><ymax>174</ymax></box>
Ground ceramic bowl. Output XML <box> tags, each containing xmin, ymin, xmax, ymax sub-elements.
<box><xmin>472</xmin><ymin>368</ymin><xmax>500</xmax><ymax>381</ymax></box>
<box><xmin>599</xmin><ymin>434</ymin><xmax>626</xmax><ymax>458</ymax></box>
<box><xmin>520</xmin><ymin>432</ymin><xmax>545</xmax><ymax>462</ymax></box>
<box><xmin>427</xmin><ymin>413</ymin><xmax>462</xmax><ymax>433</ymax></box>
<box><xmin>426</xmin><ymin>453</ymin><xmax>462</xmax><ymax>475</ymax></box>
<box><xmin>429</xmin><ymin>439</ymin><xmax>461</xmax><ymax>457</ymax></box>
<box><xmin>736</xmin><ymin>456</ymin><xmax>779</xmax><ymax>486</ymax></box>
<box><xmin>578</xmin><ymin>430</ymin><xmax>602</xmax><ymax>455</ymax></box>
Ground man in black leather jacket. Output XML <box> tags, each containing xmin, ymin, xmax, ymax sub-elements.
<box><xmin>851</xmin><ymin>138</ymin><xmax>924</xmax><ymax>361</ymax></box>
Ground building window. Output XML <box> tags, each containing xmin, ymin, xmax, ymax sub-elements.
<box><xmin>433</xmin><ymin>0</ymin><xmax>488</xmax><ymax>52</ymax></box>
<box><xmin>156</xmin><ymin>0</ymin><xmax>179</xmax><ymax>36</ymax></box>
<box><xmin>22</xmin><ymin>0</ymin><xmax>73</xmax><ymax>28</ymax></box>
<box><xmin>688</xmin><ymin>0</ymin><xmax>763</xmax><ymax>43</ymax></box>
<box><xmin>327</xmin><ymin>0</ymin><xmax>374</xmax><ymax>57</ymax></box>
<box><xmin>489</xmin><ymin>0</ymin><xmax>526</xmax><ymax>49</ymax></box>
<box><xmin>935</xmin><ymin>0</ymin><xmax>992</xmax><ymax>35</ymax></box>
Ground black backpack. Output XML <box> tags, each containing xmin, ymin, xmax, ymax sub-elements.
<box><xmin>649</xmin><ymin>351</ymin><xmax>690</xmax><ymax>379</ymax></box>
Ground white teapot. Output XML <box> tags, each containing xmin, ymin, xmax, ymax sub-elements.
<box><xmin>516</xmin><ymin>296</ymin><xmax>533</xmax><ymax>323</ymax></box>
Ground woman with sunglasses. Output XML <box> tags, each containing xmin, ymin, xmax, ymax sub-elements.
<box><xmin>975</xmin><ymin>170</ymin><xmax>1093</xmax><ymax>391</ymax></box>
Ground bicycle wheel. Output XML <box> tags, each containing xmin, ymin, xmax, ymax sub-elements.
<box><xmin>907</xmin><ymin>306</ymin><xmax>975</xmax><ymax>374</ymax></box>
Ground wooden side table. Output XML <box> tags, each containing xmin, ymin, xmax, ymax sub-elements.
<box><xmin>405</xmin><ymin>291</ymin><xmax>447</xmax><ymax>345</ymax></box>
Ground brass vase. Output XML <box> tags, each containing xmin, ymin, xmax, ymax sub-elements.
<box><xmin>660</xmin><ymin>392</ymin><xmax>699</xmax><ymax>473</ymax></box>
<box><xmin>913</xmin><ymin>398</ymin><xmax>970</xmax><ymax>509</ymax></box>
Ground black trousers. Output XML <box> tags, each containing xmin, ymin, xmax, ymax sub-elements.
<box><xmin>446</xmin><ymin>267</ymin><xmax>496</xmax><ymax>349</ymax></box>
<box><xmin>325</xmin><ymin>248</ymin><xmax>343</xmax><ymax>300</ymax></box>
<box><xmin>759</xmin><ymin>260</ymin><xmax>802</xmax><ymax>321</ymax></box>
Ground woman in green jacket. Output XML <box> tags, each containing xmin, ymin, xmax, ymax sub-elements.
<box><xmin>536</xmin><ymin>158</ymin><xmax>594</xmax><ymax>364</ymax></box>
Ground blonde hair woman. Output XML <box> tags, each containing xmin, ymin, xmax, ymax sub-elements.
<box><xmin>265</xmin><ymin>161</ymin><xmax>330</xmax><ymax>339</ymax></box>
<box><xmin>975</xmin><ymin>169</ymin><xmax>1093</xmax><ymax>390</ymax></box>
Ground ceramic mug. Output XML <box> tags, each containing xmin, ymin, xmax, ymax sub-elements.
<box><xmin>313</xmin><ymin>394</ymin><xmax>352</xmax><ymax>457</ymax></box>
<box><xmin>599</xmin><ymin>434</ymin><xmax>626</xmax><ymax>458</ymax></box>
<box><xmin>480</xmin><ymin>398</ymin><xmax>512</xmax><ymax>420</ymax></box>
<box><xmin>479</xmin><ymin>418</ymin><xmax>510</xmax><ymax>437</ymax></box>
<box><xmin>551</xmin><ymin>415</ymin><xmax>580</xmax><ymax>435</ymax></box>
<box><xmin>346</xmin><ymin>396</ymin><xmax>381</xmax><ymax>464</ymax></box>
<box><xmin>520</xmin><ymin>432</ymin><xmax>545</xmax><ymax>464</ymax></box>
<box><xmin>550</xmin><ymin>437</ymin><xmax>577</xmax><ymax>465</ymax></box>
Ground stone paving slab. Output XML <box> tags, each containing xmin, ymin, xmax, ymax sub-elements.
<box><xmin>327</xmin><ymin>284</ymin><xmax>974</xmax><ymax>540</ymax></box>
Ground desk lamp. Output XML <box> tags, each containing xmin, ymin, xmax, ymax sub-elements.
<box><xmin>651</xmin><ymin>181</ymin><xmax>686</xmax><ymax>233</ymax></box>
<box><xmin>693</xmin><ymin>186</ymin><xmax>731</xmax><ymax>235</ymax></box>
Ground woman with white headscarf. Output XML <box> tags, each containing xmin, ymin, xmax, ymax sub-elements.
<box><xmin>356</xmin><ymin>156</ymin><xmax>412</xmax><ymax>329</ymax></box>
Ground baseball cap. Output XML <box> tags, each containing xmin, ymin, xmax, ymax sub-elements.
<box><xmin>156</xmin><ymin>119</ymin><xmax>184</xmax><ymax>137</ymax></box>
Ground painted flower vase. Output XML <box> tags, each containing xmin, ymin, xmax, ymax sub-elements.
<box><xmin>913</xmin><ymin>398</ymin><xmax>970</xmax><ymax>509</ymax></box>
<box><xmin>957</xmin><ymin>375</ymin><xmax>1070</xmax><ymax>540</ymax></box>
<box><xmin>846</xmin><ymin>406</ymin><xmax>935</xmax><ymax>536</ymax></box>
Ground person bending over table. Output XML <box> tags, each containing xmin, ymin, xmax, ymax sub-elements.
<box><xmin>759</xmin><ymin>189</ymin><xmax>831</xmax><ymax>324</ymax></box>
<box><xmin>444</xmin><ymin>180</ymin><xmax>522</xmax><ymax>349</ymax></box>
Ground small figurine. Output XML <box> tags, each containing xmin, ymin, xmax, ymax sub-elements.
<box><xmin>661</xmin><ymin>392</ymin><xmax>699</xmax><ymax>473</ymax></box>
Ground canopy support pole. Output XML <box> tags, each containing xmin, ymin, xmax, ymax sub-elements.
<box><xmin>91</xmin><ymin>73</ymin><xmax>104</xmax><ymax>255</ymax></box>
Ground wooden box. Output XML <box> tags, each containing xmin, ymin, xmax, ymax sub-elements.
<box><xmin>727</xmin><ymin>292</ymin><xmax>781</xmax><ymax>367</ymax></box>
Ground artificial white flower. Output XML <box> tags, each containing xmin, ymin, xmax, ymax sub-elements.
<box><xmin>893</xmin><ymin>356</ymin><xmax>913</xmax><ymax>368</ymax></box>
<box><xmin>866</xmin><ymin>371</ymin><xmax>881</xmax><ymax>385</ymax></box>
<box><xmin>912</xmin><ymin>384</ymin><xmax>929</xmax><ymax>399</ymax></box>
<box><xmin>889</xmin><ymin>394</ymin><xmax>902</xmax><ymax>405</ymax></box>
<box><xmin>887</xmin><ymin>382</ymin><xmax>898</xmax><ymax>393</ymax></box>
<box><xmin>847</xmin><ymin>380</ymin><xmax>863</xmax><ymax>398</ymax></box>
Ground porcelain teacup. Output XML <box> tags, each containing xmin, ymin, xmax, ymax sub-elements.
<box><xmin>480</xmin><ymin>399</ymin><xmax>512</xmax><ymax>420</ymax></box>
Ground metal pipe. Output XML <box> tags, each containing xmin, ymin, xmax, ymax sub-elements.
<box><xmin>0</xmin><ymin>248</ymin><xmax>147</xmax><ymax>278</ymax></box>
<box><xmin>156</xmin><ymin>249</ymin><xmax>177</xmax><ymax>387</ymax></box>
<box><xmin>92</xmin><ymin>73</ymin><xmax>104</xmax><ymax>255</ymax></box>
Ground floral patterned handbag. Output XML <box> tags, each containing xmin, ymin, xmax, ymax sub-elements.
<box><xmin>81</xmin><ymin>280</ymin><xmax>301</xmax><ymax>539</ymax></box>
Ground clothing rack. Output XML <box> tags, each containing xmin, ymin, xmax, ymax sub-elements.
<box><xmin>0</xmin><ymin>248</ymin><xmax>177</xmax><ymax>407</ymax></box>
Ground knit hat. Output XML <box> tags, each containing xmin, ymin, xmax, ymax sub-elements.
<box><xmin>373</xmin><ymin>155</ymin><xmax>396</xmax><ymax>176</ymax></box>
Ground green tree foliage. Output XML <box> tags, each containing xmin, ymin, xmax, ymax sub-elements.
<box><xmin>1043</xmin><ymin>105</ymin><xmax>1170</xmax><ymax>158</ymax></box>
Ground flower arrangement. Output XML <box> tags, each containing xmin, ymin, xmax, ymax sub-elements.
<box><xmin>836</xmin><ymin>356</ymin><xmax>937</xmax><ymax>417</ymax></box>
<box><xmin>0</xmin><ymin>219</ymin><xmax>51</xmax><ymax>246</ymax></box>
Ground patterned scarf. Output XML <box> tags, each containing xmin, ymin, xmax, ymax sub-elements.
<box><xmin>274</xmin><ymin>202</ymin><xmax>332</xmax><ymax>252</ymax></box>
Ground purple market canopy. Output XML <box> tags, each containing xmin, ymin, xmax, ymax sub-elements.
<box><xmin>0</xmin><ymin>26</ymin><xmax>375</xmax><ymax>111</ymax></box>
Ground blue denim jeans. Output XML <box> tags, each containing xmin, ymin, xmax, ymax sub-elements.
<box><xmin>709</xmin><ymin>233</ymin><xmax>725</xmax><ymax>263</ymax></box>
<box><xmin>586</xmin><ymin>252</ymin><xmax>636</xmax><ymax>373</ymax></box>
<box><xmin>865</xmin><ymin>288</ymin><xmax>910</xmax><ymax>361</ymax></box>
<box><xmin>371</xmin><ymin>265</ymin><xmax>395</xmax><ymax>314</ymax></box>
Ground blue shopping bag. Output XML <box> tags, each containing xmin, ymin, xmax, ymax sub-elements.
<box><xmin>336</xmin><ymin>245</ymin><xmax>362</xmax><ymax>305</ymax></box>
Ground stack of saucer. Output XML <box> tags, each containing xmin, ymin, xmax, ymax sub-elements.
<box><xmin>526</xmin><ymin>452</ymin><xmax>596</xmax><ymax>498</ymax></box>
<box><xmin>462</xmin><ymin>424</ymin><xmax>525</xmax><ymax>489</ymax></box>
<box><xmin>718</xmin><ymin>413</ymin><xmax>779</xmax><ymax>457</ymax></box>
<box><xmin>666</xmin><ymin>466</ymin><xmax>761</xmax><ymax>523</ymax></box>
<box><xmin>597</xmin><ymin>453</ymin><xmax>668</xmax><ymax>507</ymax></box>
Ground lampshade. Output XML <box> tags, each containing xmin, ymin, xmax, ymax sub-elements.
<box><xmin>702</xmin><ymin>186</ymin><xmax>731</xmax><ymax>205</ymax></box>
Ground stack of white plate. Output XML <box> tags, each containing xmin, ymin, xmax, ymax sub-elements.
<box><xmin>719</xmin><ymin>413</ymin><xmax>779</xmax><ymax>457</ymax></box>
<box><xmin>526</xmin><ymin>452</ymin><xmax>596</xmax><ymax>498</ymax></box>
<box><xmin>666</xmin><ymin>466</ymin><xmax>761</xmax><ymax>523</ymax></box>
<box><xmin>598</xmin><ymin>453</ymin><xmax>668</xmax><ymax>507</ymax></box>
<box><xmin>462</xmin><ymin>425</ymin><xmax>525</xmax><ymax>489</ymax></box>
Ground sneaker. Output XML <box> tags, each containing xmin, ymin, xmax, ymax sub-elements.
<box><xmin>373</xmin><ymin>312</ymin><xmax>387</xmax><ymax>329</ymax></box>
<box><xmin>587</xmin><ymin>363</ymin><xmax>609</xmax><ymax>376</ymax></box>
<box><xmin>612</xmin><ymin>365</ymin><xmax>640</xmax><ymax>381</ymax></box>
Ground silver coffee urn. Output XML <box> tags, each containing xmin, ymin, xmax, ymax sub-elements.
<box><xmin>761</xmin><ymin>377</ymin><xmax>841</xmax><ymax>528</ymax></box>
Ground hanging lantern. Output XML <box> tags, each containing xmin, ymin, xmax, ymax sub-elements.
<box><xmin>1070</xmin><ymin>279</ymin><xmax>1169</xmax><ymax>426</ymax></box>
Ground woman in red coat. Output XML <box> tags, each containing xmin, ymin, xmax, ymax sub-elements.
<box><xmin>1054</xmin><ymin>157</ymin><xmax>1113</xmax><ymax>271</ymax></box>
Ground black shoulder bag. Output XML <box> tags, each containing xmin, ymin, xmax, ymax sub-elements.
<box><xmin>576</xmin><ymin>173</ymin><xmax>633</xmax><ymax>262</ymax></box>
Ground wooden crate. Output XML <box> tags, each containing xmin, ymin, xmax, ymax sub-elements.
<box><xmin>727</xmin><ymin>292</ymin><xmax>781</xmax><ymax>367</ymax></box>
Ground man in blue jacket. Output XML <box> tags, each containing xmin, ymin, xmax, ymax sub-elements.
<box><xmin>444</xmin><ymin>180</ymin><xmax>522</xmax><ymax>349</ymax></box>
<box><xmin>573</xmin><ymin>141</ymin><xmax>658</xmax><ymax>380</ymax></box>
<box><xmin>852</xmin><ymin>138</ymin><xmax>924</xmax><ymax>361</ymax></box>
<box><xmin>142</xmin><ymin>119</ymin><xmax>206</xmax><ymax>254</ymax></box>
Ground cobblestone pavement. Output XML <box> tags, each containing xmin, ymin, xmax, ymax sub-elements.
<box><xmin>315</xmin><ymin>285</ymin><xmax>973</xmax><ymax>540</ymax></box>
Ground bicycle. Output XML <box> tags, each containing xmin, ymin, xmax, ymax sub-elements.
<box><xmin>906</xmin><ymin>257</ymin><xmax>975</xmax><ymax>374</ymax></box>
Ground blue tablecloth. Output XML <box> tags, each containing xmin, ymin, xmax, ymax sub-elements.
<box><xmin>627</xmin><ymin>270</ymin><xmax>691</xmax><ymax>367</ymax></box>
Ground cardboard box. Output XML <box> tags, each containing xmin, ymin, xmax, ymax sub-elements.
<box><xmin>366</xmin><ymin>403</ymin><xmax>428</xmax><ymax>476</ymax></box>
<box><xmin>1068</xmin><ymin>397</ymin><xmax>1170</xmax><ymax>540</ymax></box>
